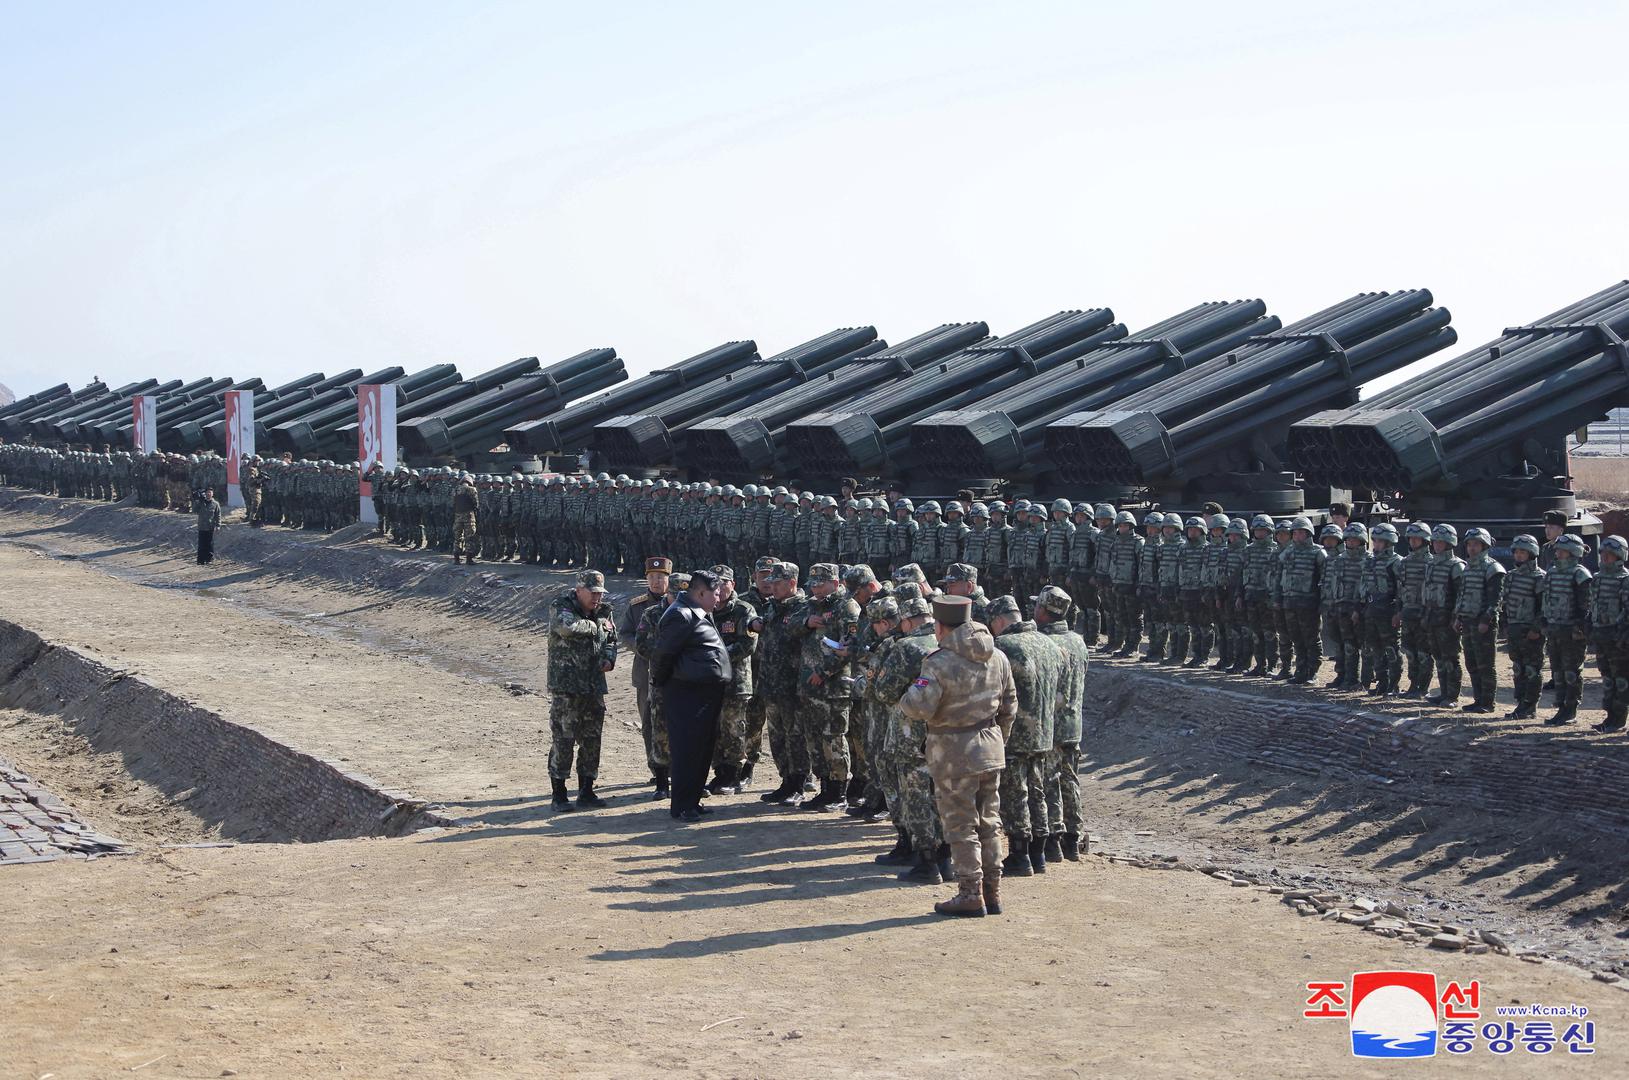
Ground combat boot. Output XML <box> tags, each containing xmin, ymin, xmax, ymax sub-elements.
<box><xmin>1001</xmin><ymin>835</ymin><xmax>1033</xmax><ymax>878</ymax></box>
<box><xmin>844</xmin><ymin>776</ymin><xmax>865</xmax><ymax>808</ymax></box>
<box><xmin>759</xmin><ymin>775</ymin><xmax>795</xmax><ymax>803</ymax></box>
<box><xmin>898</xmin><ymin>850</ymin><xmax>942</xmax><ymax>885</ymax></box>
<box><xmin>652</xmin><ymin>767</ymin><xmax>670</xmax><ymax>801</ymax></box>
<box><xmin>551</xmin><ymin>778</ymin><xmax>576</xmax><ymax>812</ymax></box>
<box><xmin>1594</xmin><ymin>709</ymin><xmax>1626</xmax><ymax>733</ymax></box>
<box><xmin>936</xmin><ymin>843</ymin><xmax>952</xmax><ymax>883</ymax></box>
<box><xmin>708</xmin><ymin>767</ymin><xmax>738</xmax><ymax>796</ymax></box>
<box><xmin>801</xmin><ymin>778</ymin><xmax>843</xmax><ymax>811</ymax></box>
<box><xmin>1061</xmin><ymin>833</ymin><xmax>1081</xmax><ymax>861</ymax></box>
<box><xmin>982</xmin><ymin>876</ymin><xmax>1002</xmax><ymax>916</ymax></box>
<box><xmin>735</xmin><ymin>763</ymin><xmax>754</xmax><ymax>791</ymax></box>
<box><xmin>1545</xmin><ymin>704</ymin><xmax>1577</xmax><ymax>726</ymax></box>
<box><xmin>1507</xmin><ymin>704</ymin><xmax>1535</xmax><ymax>720</ymax></box>
<box><xmin>1044</xmin><ymin>833</ymin><xmax>1064</xmax><ymax>864</ymax></box>
<box><xmin>1028</xmin><ymin>835</ymin><xmax>1048</xmax><ymax>874</ymax></box>
<box><xmin>933</xmin><ymin>878</ymin><xmax>986</xmax><ymax>918</ymax></box>
<box><xmin>576</xmin><ymin>779</ymin><xmax>607</xmax><ymax>809</ymax></box>
<box><xmin>874</xmin><ymin>826</ymin><xmax>912</xmax><ymax>866</ymax></box>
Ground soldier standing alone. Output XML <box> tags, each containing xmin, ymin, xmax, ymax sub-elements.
<box><xmin>547</xmin><ymin>571</ymin><xmax>618</xmax><ymax>811</ymax></box>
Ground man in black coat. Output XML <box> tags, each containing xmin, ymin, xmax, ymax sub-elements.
<box><xmin>653</xmin><ymin>569</ymin><xmax>733</xmax><ymax>821</ymax></box>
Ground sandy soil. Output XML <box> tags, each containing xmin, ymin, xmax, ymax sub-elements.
<box><xmin>3</xmin><ymin>498</ymin><xmax>1629</xmax><ymax>1077</ymax></box>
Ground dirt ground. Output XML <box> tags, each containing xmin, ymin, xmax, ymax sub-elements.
<box><xmin>3</xmin><ymin>496</ymin><xmax>1629</xmax><ymax>1077</ymax></box>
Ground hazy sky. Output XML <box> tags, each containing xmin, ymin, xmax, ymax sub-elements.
<box><xmin>4</xmin><ymin>1</ymin><xmax>1626</xmax><ymax>400</ymax></box>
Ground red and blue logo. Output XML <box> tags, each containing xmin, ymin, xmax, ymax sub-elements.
<box><xmin>1349</xmin><ymin>971</ymin><xmax>1438</xmax><ymax>1058</ymax></box>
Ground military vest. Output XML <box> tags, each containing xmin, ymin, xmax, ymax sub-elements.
<box><xmin>1541</xmin><ymin>561</ymin><xmax>1591</xmax><ymax>625</ymax></box>
<box><xmin>1242</xmin><ymin>538</ymin><xmax>1278</xmax><ymax>593</ymax></box>
<box><xmin>1362</xmin><ymin>551</ymin><xmax>1402</xmax><ymax>609</ymax></box>
<box><xmin>1454</xmin><ymin>554</ymin><xmax>1505</xmax><ymax>619</ymax></box>
<box><xmin>1502</xmin><ymin>562</ymin><xmax>1544</xmax><ymax>626</ymax></box>
<box><xmin>1177</xmin><ymin>538</ymin><xmax>1207</xmax><ymax>589</ymax></box>
<box><xmin>1400</xmin><ymin>547</ymin><xmax>1432</xmax><ymax>613</ymax></box>
<box><xmin>1136</xmin><ymin>535</ymin><xmax>1161</xmax><ymax>587</ymax></box>
<box><xmin>1333</xmin><ymin>548</ymin><xmax>1369</xmax><ymax>604</ymax></box>
<box><xmin>963</xmin><ymin>525</ymin><xmax>990</xmax><ymax>569</ymax></box>
<box><xmin>1069</xmin><ymin>525</ymin><xmax>1098</xmax><ymax>574</ymax></box>
<box><xmin>1590</xmin><ymin>565</ymin><xmax>1629</xmax><ymax>629</ymax></box>
<box><xmin>1044</xmin><ymin>520</ymin><xmax>1074</xmax><ymax>568</ymax></box>
<box><xmin>1421</xmin><ymin>552</ymin><xmax>1464</xmax><ymax>612</ymax></box>
<box><xmin>1279</xmin><ymin>542</ymin><xmax>1324</xmax><ymax>603</ymax></box>
<box><xmin>1110</xmin><ymin>531</ymin><xmax>1143</xmax><ymax>586</ymax></box>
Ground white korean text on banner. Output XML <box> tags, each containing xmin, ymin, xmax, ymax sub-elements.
<box><xmin>223</xmin><ymin>390</ymin><xmax>255</xmax><ymax>509</ymax></box>
<box><xmin>356</xmin><ymin>384</ymin><xmax>397</xmax><ymax>525</ymax></box>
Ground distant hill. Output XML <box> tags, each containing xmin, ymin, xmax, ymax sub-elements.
<box><xmin>0</xmin><ymin>382</ymin><xmax>13</xmax><ymax>407</ymax></box>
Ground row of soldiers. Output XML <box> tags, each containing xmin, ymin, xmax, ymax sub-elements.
<box><xmin>0</xmin><ymin>444</ymin><xmax>227</xmax><ymax>510</ymax></box>
<box><xmin>596</xmin><ymin>553</ymin><xmax>1091</xmax><ymax>886</ymax></box>
<box><xmin>6</xmin><ymin>445</ymin><xmax>1625</xmax><ymax>732</ymax></box>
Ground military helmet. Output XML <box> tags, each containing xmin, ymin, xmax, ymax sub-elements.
<box><xmin>1318</xmin><ymin>523</ymin><xmax>1341</xmax><ymax>540</ymax></box>
<box><xmin>1509</xmin><ymin>533</ymin><xmax>1540</xmax><ymax>556</ymax></box>
<box><xmin>1432</xmin><ymin>523</ymin><xmax>1459</xmax><ymax>545</ymax></box>
<box><xmin>1600</xmin><ymin>534</ymin><xmax>1627</xmax><ymax>560</ymax></box>
<box><xmin>969</xmin><ymin>501</ymin><xmax>989</xmax><ymax>518</ymax></box>
<box><xmin>842</xmin><ymin>498</ymin><xmax>858</xmax><ymax>509</ymax></box>
<box><xmin>594</xmin><ymin>472</ymin><xmax>610</xmax><ymax>482</ymax></box>
<box><xmin>1554</xmin><ymin>533</ymin><xmax>1586</xmax><ymax>557</ymax></box>
<box><xmin>1343</xmin><ymin>522</ymin><xmax>1369</xmax><ymax>540</ymax></box>
<box><xmin>944</xmin><ymin>500</ymin><xmax>963</xmax><ymax>514</ymax></box>
<box><xmin>654</xmin><ymin>479</ymin><xmax>669</xmax><ymax>490</ymax></box>
<box><xmin>1371</xmin><ymin>522</ymin><xmax>1399</xmax><ymax>543</ymax></box>
<box><xmin>1404</xmin><ymin>521</ymin><xmax>1432</xmax><ymax>541</ymax></box>
<box><xmin>1463</xmin><ymin>527</ymin><xmax>1494</xmax><ymax>548</ymax></box>
<box><xmin>1051</xmin><ymin>497</ymin><xmax>1072</xmax><ymax>514</ymax></box>
<box><xmin>989</xmin><ymin>500</ymin><xmax>1008</xmax><ymax>514</ymax></box>
<box><xmin>1115</xmin><ymin>510</ymin><xmax>1136</xmax><ymax>526</ymax></box>
<box><xmin>920</xmin><ymin>500</ymin><xmax>941</xmax><ymax>514</ymax></box>
<box><xmin>460</xmin><ymin>472</ymin><xmax>474</xmax><ymax>481</ymax></box>
<box><xmin>614</xmin><ymin>473</ymin><xmax>630</xmax><ymax>483</ymax></box>
<box><xmin>1208</xmin><ymin>513</ymin><xmax>1228</xmax><ymax>530</ymax></box>
<box><xmin>1142</xmin><ymin>511</ymin><xmax>1163</xmax><ymax>527</ymax></box>
<box><xmin>1250</xmin><ymin>513</ymin><xmax>1273</xmax><ymax>530</ymax></box>
<box><xmin>773</xmin><ymin>485</ymin><xmax>789</xmax><ymax>497</ymax></box>
<box><xmin>1073</xmin><ymin>501</ymin><xmax>1092</xmax><ymax>514</ymax></box>
<box><xmin>1184</xmin><ymin>515</ymin><xmax>1204</xmax><ymax>530</ymax></box>
<box><xmin>894</xmin><ymin>498</ymin><xmax>914</xmax><ymax>512</ymax></box>
<box><xmin>1274</xmin><ymin>518</ymin><xmax>1293</xmax><ymax>533</ymax></box>
<box><xmin>1226</xmin><ymin>518</ymin><xmax>1247</xmax><ymax>537</ymax></box>
<box><xmin>1094</xmin><ymin>503</ymin><xmax>1115</xmax><ymax>520</ymax></box>
<box><xmin>858</xmin><ymin>497</ymin><xmax>874</xmax><ymax>510</ymax></box>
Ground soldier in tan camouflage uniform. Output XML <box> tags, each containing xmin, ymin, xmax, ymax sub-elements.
<box><xmin>898</xmin><ymin>595</ymin><xmax>1016</xmax><ymax>918</ymax></box>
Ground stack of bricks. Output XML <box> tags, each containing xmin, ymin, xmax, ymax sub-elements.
<box><xmin>0</xmin><ymin>755</ymin><xmax>129</xmax><ymax>865</ymax></box>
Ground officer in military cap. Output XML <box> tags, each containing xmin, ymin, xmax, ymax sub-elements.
<box><xmin>898</xmin><ymin>594</ymin><xmax>1017</xmax><ymax>918</ymax></box>
<box><xmin>622</xmin><ymin>556</ymin><xmax>673</xmax><ymax>791</ymax></box>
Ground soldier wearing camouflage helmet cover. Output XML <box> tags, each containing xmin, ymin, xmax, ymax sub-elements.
<box><xmin>451</xmin><ymin>472</ymin><xmax>480</xmax><ymax>564</ymax></box>
<box><xmin>1315</xmin><ymin>523</ymin><xmax>1345</xmax><ymax>684</ymax></box>
<box><xmin>1397</xmin><ymin>521</ymin><xmax>1436</xmax><ymax>697</ymax></box>
<box><xmin>1501</xmin><ymin>534</ymin><xmax>1547</xmax><ymax>719</ymax></box>
<box><xmin>1541</xmin><ymin>532</ymin><xmax>1593</xmax><ymax>725</ymax></box>
<box><xmin>1360</xmin><ymin>523</ymin><xmax>1406</xmax><ymax>697</ymax></box>
<box><xmin>1455</xmin><ymin>527</ymin><xmax>1505</xmax><ymax>712</ymax></box>
<box><xmin>1175</xmin><ymin>515</ymin><xmax>1209</xmax><ymax>667</ymax></box>
<box><xmin>1421</xmin><ymin>523</ymin><xmax>1466</xmax><ymax>707</ymax></box>
<box><xmin>1589</xmin><ymin>535</ymin><xmax>1629</xmax><ymax>733</ymax></box>
<box><xmin>1330</xmin><ymin>523</ymin><xmax>1371</xmax><ymax>690</ymax></box>
<box><xmin>1131</xmin><ymin>512</ymin><xmax>1165</xmax><ymax>661</ymax></box>
<box><xmin>756</xmin><ymin>562</ymin><xmax>813</xmax><ymax>805</ymax></box>
<box><xmin>1277</xmin><ymin>517</ymin><xmax>1326</xmax><ymax>684</ymax></box>
<box><xmin>1042</xmin><ymin>497</ymin><xmax>1074</xmax><ymax>589</ymax></box>
<box><xmin>1065</xmin><ymin>502</ymin><xmax>1100</xmax><ymax>645</ymax></box>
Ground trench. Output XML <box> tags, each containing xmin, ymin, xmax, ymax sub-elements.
<box><xmin>0</xmin><ymin>616</ymin><xmax>449</xmax><ymax>863</ymax></box>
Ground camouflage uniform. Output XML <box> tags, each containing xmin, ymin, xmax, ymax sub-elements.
<box><xmin>1036</xmin><ymin>587</ymin><xmax>1088</xmax><ymax>856</ymax></box>
<box><xmin>790</xmin><ymin>565</ymin><xmax>862</xmax><ymax>803</ymax></box>
<box><xmin>990</xmin><ymin>604</ymin><xmax>1064</xmax><ymax>870</ymax></box>
<box><xmin>546</xmin><ymin>585</ymin><xmax>617</xmax><ymax>787</ymax></box>
<box><xmin>710</xmin><ymin>585</ymin><xmax>760</xmax><ymax>786</ymax></box>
